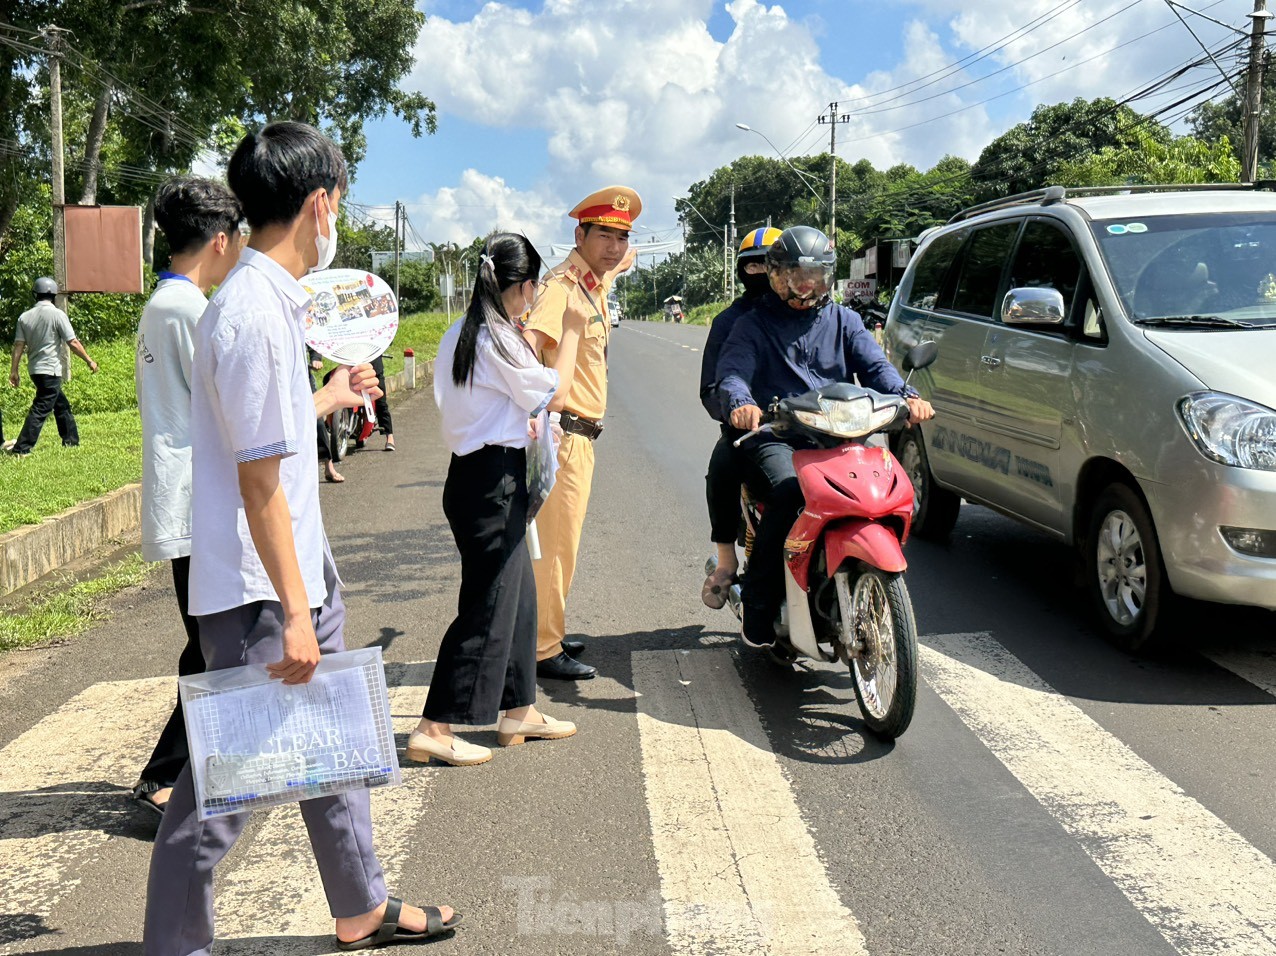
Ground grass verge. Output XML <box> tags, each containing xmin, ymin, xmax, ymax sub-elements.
<box><xmin>0</xmin><ymin>552</ymin><xmax>157</xmax><ymax>651</ymax></box>
<box><xmin>0</xmin><ymin>410</ymin><xmax>143</xmax><ymax>534</ymax></box>
<box><xmin>0</xmin><ymin>311</ymin><xmax>450</xmax><ymax>535</ymax></box>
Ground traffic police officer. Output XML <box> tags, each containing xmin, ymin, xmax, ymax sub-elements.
<box><xmin>523</xmin><ymin>186</ymin><xmax>640</xmax><ymax>680</ymax></box>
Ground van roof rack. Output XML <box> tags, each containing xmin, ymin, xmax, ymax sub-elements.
<box><xmin>947</xmin><ymin>181</ymin><xmax>1276</xmax><ymax>224</ymax></box>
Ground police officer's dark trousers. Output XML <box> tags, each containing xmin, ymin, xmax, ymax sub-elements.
<box><xmin>737</xmin><ymin>436</ymin><xmax>807</xmax><ymax>642</ymax></box>
<box><xmin>15</xmin><ymin>373</ymin><xmax>78</xmax><ymax>452</ymax></box>
<box><xmin>423</xmin><ymin>444</ymin><xmax>536</xmax><ymax>725</ymax></box>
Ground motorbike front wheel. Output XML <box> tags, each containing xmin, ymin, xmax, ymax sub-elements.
<box><xmin>835</xmin><ymin>563</ymin><xmax>918</xmax><ymax>739</ymax></box>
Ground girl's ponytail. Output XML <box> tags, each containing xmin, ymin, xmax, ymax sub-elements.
<box><xmin>452</xmin><ymin>233</ymin><xmax>543</xmax><ymax>387</ymax></box>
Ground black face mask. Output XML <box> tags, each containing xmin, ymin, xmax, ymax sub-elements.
<box><xmin>740</xmin><ymin>271</ymin><xmax>770</xmax><ymax>297</ymax></box>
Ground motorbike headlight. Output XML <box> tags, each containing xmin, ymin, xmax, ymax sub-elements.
<box><xmin>1178</xmin><ymin>392</ymin><xmax>1276</xmax><ymax>472</ymax></box>
<box><xmin>793</xmin><ymin>396</ymin><xmax>898</xmax><ymax>438</ymax></box>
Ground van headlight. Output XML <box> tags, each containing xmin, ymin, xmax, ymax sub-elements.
<box><xmin>794</xmin><ymin>396</ymin><xmax>900</xmax><ymax>439</ymax></box>
<box><xmin>1178</xmin><ymin>392</ymin><xmax>1276</xmax><ymax>472</ymax></box>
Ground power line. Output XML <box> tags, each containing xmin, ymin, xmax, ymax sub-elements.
<box><xmin>841</xmin><ymin>0</ymin><xmax>1090</xmax><ymax>116</ymax></box>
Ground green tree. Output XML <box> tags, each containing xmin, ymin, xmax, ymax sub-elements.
<box><xmin>1188</xmin><ymin>70</ymin><xmax>1276</xmax><ymax>176</ymax></box>
<box><xmin>0</xmin><ymin>2</ymin><xmax>437</xmax><ymax>258</ymax></box>
<box><xmin>397</xmin><ymin>259</ymin><xmax>441</xmax><ymax>315</ymax></box>
<box><xmin>970</xmin><ymin>98</ymin><xmax>1158</xmax><ymax>201</ymax></box>
<box><xmin>1057</xmin><ymin>129</ymin><xmax>1241</xmax><ymax>187</ymax></box>
<box><xmin>334</xmin><ymin>213</ymin><xmax>397</xmax><ymax>273</ymax></box>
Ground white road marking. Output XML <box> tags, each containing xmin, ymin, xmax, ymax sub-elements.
<box><xmin>1202</xmin><ymin>647</ymin><xmax>1276</xmax><ymax>698</ymax></box>
<box><xmin>218</xmin><ymin>671</ymin><xmax>441</xmax><ymax>953</ymax></box>
<box><xmin>922</xmin><ymin>632</ymin><xmax>1276</xmax><ymax>956</ymax></box>
<box><xmin>0</xmin><ymin>676</ymin><xmax>173</xmax><ymax>922</ymax></box>
<box><xmin>633</xmin><ymin>648</ymin><xmax>868</xmax><ymax>955</ymax></box>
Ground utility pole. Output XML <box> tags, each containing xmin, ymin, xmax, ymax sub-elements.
<box><xmin>728</xmin><ymin>183</ymin><xmax>737</xmax><ymax>300</ymax></box>
<box><xmin>681</xmin><ymin>217</ymin><xmax>688</xmax><ymax>299</ymax></box>
<box><xmin>722</xmin><ymin>225</ymin><xmax>729</xmax><ymax>299</ymax></box>
<box><xmin>1243</xmin><ymin>0</ymin><xmax>1271</xmax><ymax>183</ymax></box>
<box><xmin>42</xmin><ymin>27</ymin><xmax>68</xmax><ymax>316</ymax></box>
<box><xmin>393</xmin><ymin>200</ymin><xmax>402</xmax><ymax>302</ymax></box>
<box><xmin>42</xmin><ymin>25</ymin><xmax>71</xmax><ymax>379</ymax></box>
<box><xmin>817</xmin><ymin>101</ymin><xmax>850</xmax><ymax>238</ymax></box>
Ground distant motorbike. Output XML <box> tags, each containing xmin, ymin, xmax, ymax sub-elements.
<box><xmin>707</xmin><ymin>342</ymin><xmax>938</xmax><ymax>739</ymax></box>
<box><xmin>323</xmin><ymin>368</ymin><xmax>377</xmax><ymax>463</ymax></box>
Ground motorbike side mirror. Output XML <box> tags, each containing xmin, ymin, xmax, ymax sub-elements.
<box><xmin>902</xmin><ymin>340</ymin><xmax>938</xmax><ymax>373</ymax></box>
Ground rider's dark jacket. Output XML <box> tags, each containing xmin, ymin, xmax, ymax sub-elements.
<box><xmin>716</xmin><ymin>292</ymin><xmax>912</xmax><ymax>420</ymax></box>
<box><xmin>698</xmin><ymin>291</ymin><xmax>764</xmax><ymax>422</ymax></box>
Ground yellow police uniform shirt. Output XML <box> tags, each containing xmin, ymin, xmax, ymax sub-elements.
<box><xmin>524</xmin><ymin>249</ymin><xmax>618</xmax><ymax>421</ymax></box>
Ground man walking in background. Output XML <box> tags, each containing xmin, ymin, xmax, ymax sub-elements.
<box><xmin>5</xmin><ymin>277</ymin><xmax>98</xmax><ymax>457</ymax></box>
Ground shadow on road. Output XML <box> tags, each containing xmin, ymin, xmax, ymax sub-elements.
<box><xmin>535</xmin><ymin>624</ymin><xmax>895</xmax><ymax>768</ymax></box>
<box><xmin>907</xmin><ymin>505</ymin><xmax>1276</xmax><ymax>707</ymax></box>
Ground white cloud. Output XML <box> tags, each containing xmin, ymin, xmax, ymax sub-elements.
<box><xmin>397</xmin><ymin>0</ymin><xmax>1243</xmax><ymax>245</ymax></box>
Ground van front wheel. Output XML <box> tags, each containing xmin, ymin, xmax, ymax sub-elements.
<box><xmin>1085</xmin><ymin>483</ymin><xmax>1169</xmax><ymax>652</ymax></box>
<box><xmin>898</xmin><ymin>429</ymin><xmax>960</xmax><ymax>541</ymax></box>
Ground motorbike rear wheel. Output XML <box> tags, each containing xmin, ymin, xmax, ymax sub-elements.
<box><xmin>328</xmin><ymin>407</ymin><xmax>356</xmax><ymax>462</ymax></box>
<box><xmin>836</xmin><ymin>563</ymin><xmax>918</xmax><ymax>740</ymax></box>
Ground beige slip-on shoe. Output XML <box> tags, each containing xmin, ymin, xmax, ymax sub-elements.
<box><xmin>405</xmin><ymin>732</ymin><xmax>492</xmax><ymax>767</ymax></box>
<box><xmin>496</xmin><ymin>713</ymin><xmax>577</xmax><ymax>747</ymax></box>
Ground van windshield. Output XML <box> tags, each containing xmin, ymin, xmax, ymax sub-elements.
<box><xmin>1092</xmin><ymin>213</ymin><xmax>1276</xmax><ymax>328</ymax></box>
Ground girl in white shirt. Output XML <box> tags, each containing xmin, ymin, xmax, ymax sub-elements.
<box><xmin>409</xmin><ymin>233</ymin><xmax>586</xmax><ymax>766</ymax></box>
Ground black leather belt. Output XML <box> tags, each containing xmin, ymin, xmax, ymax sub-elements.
<box><xmin>561</xmin><ymin>411</ymin><xmax>604</xmax><ymax>441</ymax></box>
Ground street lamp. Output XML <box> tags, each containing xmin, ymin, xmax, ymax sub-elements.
<box><xmin>735</xmin><ymin>123</ymin><xmax>825</xmax><ymax>209</ymax></box>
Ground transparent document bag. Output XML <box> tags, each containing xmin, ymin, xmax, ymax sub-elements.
<box><xmin>179</xmin><ymin>647</ymin><xmax>401</xmax><ymax>819</ymax></box>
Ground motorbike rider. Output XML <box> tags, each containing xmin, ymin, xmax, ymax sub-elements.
<box><xmin>716</xmin><ymin>226</ymin><xmax>934</xmax><ymax>648</ymax></box>
<box><xmin>699</xmin><ymin>226</ymin><xmax>783</xmax><ymax>608</ymax></box>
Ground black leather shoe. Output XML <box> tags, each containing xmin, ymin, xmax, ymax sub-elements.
<box><xmin>562</xmin><ymin>639</ymin><xmax>586</xmax><ymax>657</ymax></box>
<box><xmin>537</xmin><ymin>652</ymin><xmax>596</xmax><ymax>681</ymax></box>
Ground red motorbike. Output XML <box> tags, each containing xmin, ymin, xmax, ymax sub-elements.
<box><xmin>709</xmin><ymin>342</ymin><xmax>937</xmax><ymax>739</ymax></box>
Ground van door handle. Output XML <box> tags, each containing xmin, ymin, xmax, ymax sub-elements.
<box><xmin>981</xmin><ymin>355</ymin><xmax>1002</xmax><ymax>368</ymax></box>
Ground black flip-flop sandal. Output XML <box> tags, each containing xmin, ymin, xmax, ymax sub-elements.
<box><xmin>131</xmin><ymin>781</ymin><xmax>167</xmax><ymax>817</ymax></box>
<box><xmin>336</xmin><ymin>897</ymin><xmax>462</xmax><ymax>950</ymax></box>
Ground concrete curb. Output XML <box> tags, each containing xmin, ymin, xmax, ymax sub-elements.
<box><xmin>0</xmin><ymin>483</ymin><xmax>143</xmax><ymax>597</ymax></box>
<box><xmin>0</xmin><ymin>358</ymin><xmax>434</xmax><ymax>600</ymax></box>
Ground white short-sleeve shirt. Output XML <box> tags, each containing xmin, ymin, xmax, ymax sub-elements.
<box><xmin>434</xmin><ymin>319</ymin><xmax>558</xmax><ymax>456</ymax></box>
<box><xmin>136</xmin><ymin>277</ymin><xmax>207</xmax><ymax>561</ymax></box>
<box><xmin>188</xmin><ymin>247</ymin><xmax>330</xmax><ymax>617</ymax></box>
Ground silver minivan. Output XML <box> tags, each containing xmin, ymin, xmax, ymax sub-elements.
<box><xmin>884</xmin><ymin>185</ymin><xmax>1276</xmax><ymax>649</ymax></box>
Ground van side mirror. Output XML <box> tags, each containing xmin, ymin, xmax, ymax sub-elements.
<box><xmin>902</xmin><ymin>340</ymin><xmax>938</xmax><ymax>373</ymax></box>
<box><xmin>1002</xmin><ymin>287</ymin><xmax>1066</xmax><ymax>326</ymax></box>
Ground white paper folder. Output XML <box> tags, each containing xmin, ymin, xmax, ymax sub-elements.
<box><xmin>179</xmin><ymin>647</ymin><xmax>401</xmax><ymax>819</ymax></box>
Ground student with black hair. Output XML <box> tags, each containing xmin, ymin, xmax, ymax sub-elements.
<box><xmin>131</xmin><ymin>177</ymin><xmax>244</xmax><ymax>817</ymax></box>
<box><xmin>408</xmin><ymin>232</ymin><xmax>586</xmax><ymax>767</ymax></box>
<box><xmin>144</xmin><ymin>121</ymin><xmax>459</xmax><ymax>954</ymax></box>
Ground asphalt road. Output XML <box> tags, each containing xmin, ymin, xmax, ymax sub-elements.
<box><xmin>2</xmin><ymin>319</ymin><xmax>1275</xmax><ymax>956</ymax></box>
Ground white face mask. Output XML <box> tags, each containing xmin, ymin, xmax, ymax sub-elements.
<box><xmin>312</xmin><ymin>192</ymin><xmax>338</xmax><ymax>272</ymax></box>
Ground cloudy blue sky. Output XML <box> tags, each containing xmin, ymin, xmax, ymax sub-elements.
<box><xmin>348</xmin><ymin>0</ymin><xmax>1244</xmax><ymax>248</ymax></box>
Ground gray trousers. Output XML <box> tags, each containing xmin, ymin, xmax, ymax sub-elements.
<box><xmin>143</xmin><ymin>561</ymin><xmax>387</xmax><ymax>956</ymax></box>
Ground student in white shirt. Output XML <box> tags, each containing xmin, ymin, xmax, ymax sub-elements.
<box><xmin>408</xmin><ymin>233</ymin><xmax>586</xmax><ymax>767</ymax></box>
<box><xmin>143</xmin><ymin>121</ymin><xmax>459</xmax><ymax>955</ymax></box>
<box><xmin>131</xmin><ymin>177</ymin><xmax>245</xmax><ymax>817</ymax></box>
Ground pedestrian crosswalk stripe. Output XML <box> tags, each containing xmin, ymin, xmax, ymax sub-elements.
<box><xmin>0</xmin><ymin>676</ymin><xmax>173</xmax><ymax>927</ymax></box>
<box><xmin>633</xmin><ymin>649</ymin><xmax>869</xmax><ymax>955</ymax></box>
<box><xmin>1202</xmin><ymin>648</ymin><xmax>1276</xmax><ymax>698</ymax></box>
<box><xmin>921</xmin><ymin>632</ymin><xmax>1276</xmax><ymax>956</ymax></box>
